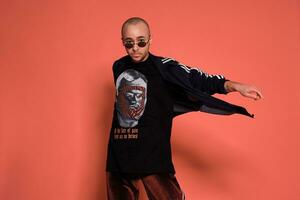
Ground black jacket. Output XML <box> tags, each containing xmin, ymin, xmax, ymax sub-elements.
<box><xmin>113</xmin><ymin>52</ymin><xmax>254</xmax><ymax>118</ymax></box>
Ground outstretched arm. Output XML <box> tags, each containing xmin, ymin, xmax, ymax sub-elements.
<box><xmin>224</xmin><ymin>81</ymin><xmax>263</xmax><ymax>100</ymax></box>
<box><xmin>162</xmin><ymin>58</ymin><xmax>229</xmax><ymax>95</ymax></box>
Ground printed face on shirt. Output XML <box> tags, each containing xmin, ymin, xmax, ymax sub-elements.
<box><xmin>125</xmin><ymin>88</ymin><xmax>144</xmax><ymax>109</ymax></box>
<box><xmin>116</xmin><ymin>69</ymin><xmax>148</xmax><ymax>127</ymax></box>
<box><xmin>122</xmin><ymin>22</ymin><xmax>152</xmax><ymax>63</ymax></box>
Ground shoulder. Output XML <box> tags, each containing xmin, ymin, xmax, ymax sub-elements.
<box><xmin>112</xmin><ymin>55</ymin><xmax>130</xmax><ymax>72</ymax></box>
<box><xmin>161</xmin><ymin>57</ymin><xmax>179</xmax><ymax>65</ymax></box>
<box><xmin>149</xmin><ymin>53</ymin><xmax>179</xmax><ymax>66</ymax></box>
<box><xmin>113</xmin><ymin>55</ymin><xmax>129</xmax><ymax>66</ymax></box>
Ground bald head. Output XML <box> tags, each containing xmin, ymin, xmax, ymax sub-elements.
<box><xmin>121</xmin><ymin>17</ymin><xmax>152</xmax><ymax>63</ymax></box>
<box><xmin>121</xmin><ymin>17</ymin><xmax>151</xmax><ymax>38</ymax></box>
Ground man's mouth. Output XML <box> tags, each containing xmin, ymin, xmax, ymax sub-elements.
<box><xmin>132</xmin><ymin>54</ymin><xmax>141</xmax><ymax>57</ymax></box>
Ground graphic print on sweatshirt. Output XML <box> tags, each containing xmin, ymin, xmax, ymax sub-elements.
<box><xmin>115</xmin><ymin>69</ymin><xmax>148</xmax><ymax>128</ymax></box>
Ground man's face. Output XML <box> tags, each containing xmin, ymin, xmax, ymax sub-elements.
<box><xmin>122</xmin><ymin>22</ymin><xmax>152</xmax><ymax>63</ymax></box>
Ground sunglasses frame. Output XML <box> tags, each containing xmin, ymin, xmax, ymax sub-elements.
<box><xmin>122</xmin><ymin>37</ymin><xmax>151</xmax><ymax>49</ymax></box>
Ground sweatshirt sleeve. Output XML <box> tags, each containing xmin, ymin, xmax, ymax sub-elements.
<box><xmin>162</xmin><ymin>57</ymin><xmax>229</xmax><ymax>95</ymax></box>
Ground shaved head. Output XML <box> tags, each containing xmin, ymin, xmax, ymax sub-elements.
<box><xmin>121</xmin><ymin>17</ymin><xmax>151</xmax><ymax>38</ymax></box>
<box><xmin>121</xmin><ymin>17</ymin><xmax>152</xmax><ymax>63</ymax></box>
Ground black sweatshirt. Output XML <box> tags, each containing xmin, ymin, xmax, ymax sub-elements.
<box><xmin>106</xmin><ymin>52</ymin><xmax>253</xmax><ymax>174</ymax></box>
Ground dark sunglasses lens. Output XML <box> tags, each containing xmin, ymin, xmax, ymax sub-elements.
<box><xmin>137</xmin><ymin>41</ymin><xmax>147</xmax><ymax>47</ymax></box>
<box><xmin>124</xmin><ymin>40</ymin><xmax>148</xmax><ymax>48</ymax></box>
<box><xmin>124</xmin><ymin>43</ymin><xmax>134</xmax><ymax>49</ymax></box>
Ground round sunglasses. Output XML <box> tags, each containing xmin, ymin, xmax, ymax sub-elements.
<box><xmin>123</xmin><ymin>39</ymin><xmax>150</xmax><ymax>49</ymax></box>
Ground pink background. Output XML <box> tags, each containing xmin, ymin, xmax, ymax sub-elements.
<box><xmin>1</xmin><ymin>0</ymin><xmax>299</xmax><ymax>199</ymax></box>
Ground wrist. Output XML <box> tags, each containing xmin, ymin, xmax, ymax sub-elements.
<box><xmin>224</xmin><ymin>81</ymin><xmax>239</xmax><ymax>93</ymax></box>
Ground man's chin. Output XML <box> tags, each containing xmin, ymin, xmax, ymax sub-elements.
<box><xmin>131</xmin><ymin>56</ymin><xmax>143</xmax><ymax>63</ymax></box>
<box><xmin>130</xmin><ymin>54</ymin><xmax>149</xmax><ymax>63</ymax></box>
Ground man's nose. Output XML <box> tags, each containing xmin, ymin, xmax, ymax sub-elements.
<box><xmin>132</xmin><ymin>43</ymin><xmax>139</xmax><ymax>51</ymax></box>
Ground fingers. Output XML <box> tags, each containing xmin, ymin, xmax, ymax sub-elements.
<box><xmin>238</xmin><ymin>84</ymin><xmax>263</xmax><ymax>100</ymax></box>
<box><xmin>256</xmin><ymin>90</ymin><xmax>263</xmax><ymax>99</ymax></box>
<box><xmin>253</xmin><ymin>92</ymin><xmax>261</xmax><ymax>100</ymax></box>
<box><xmin>251</xmin><ymin>87</ymin><xmax>263</xmax><ymax>100</ymax></box>
<box><xmin>245</xmin><ymin>90</ymin><xmax>263</xmax><ymax>100</ymax></box>
<box><xmin>244</xmin><ymin>92</ymin><xmax>259</xmax><ymax>100</ymax></box>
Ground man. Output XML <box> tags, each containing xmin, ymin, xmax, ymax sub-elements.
<box><xmin>106</xmin><ymin>17</ymin><xmax>262</xmax><ymax>200</ymax></box>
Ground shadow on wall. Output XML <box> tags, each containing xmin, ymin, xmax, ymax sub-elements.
<box><xmin>173</xmin><ymin>137</ymin><xmax>234</xmax><ymax>191</ymax></box>
<box><xmin>77</xmin><ymin>72</ymin><xmax>115</xmax><ymax>200</ymax></box>
<box><xmin>171</xmin><ymin>126</ymin><xmax>259</xmax><ymax>198</ymax></box>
